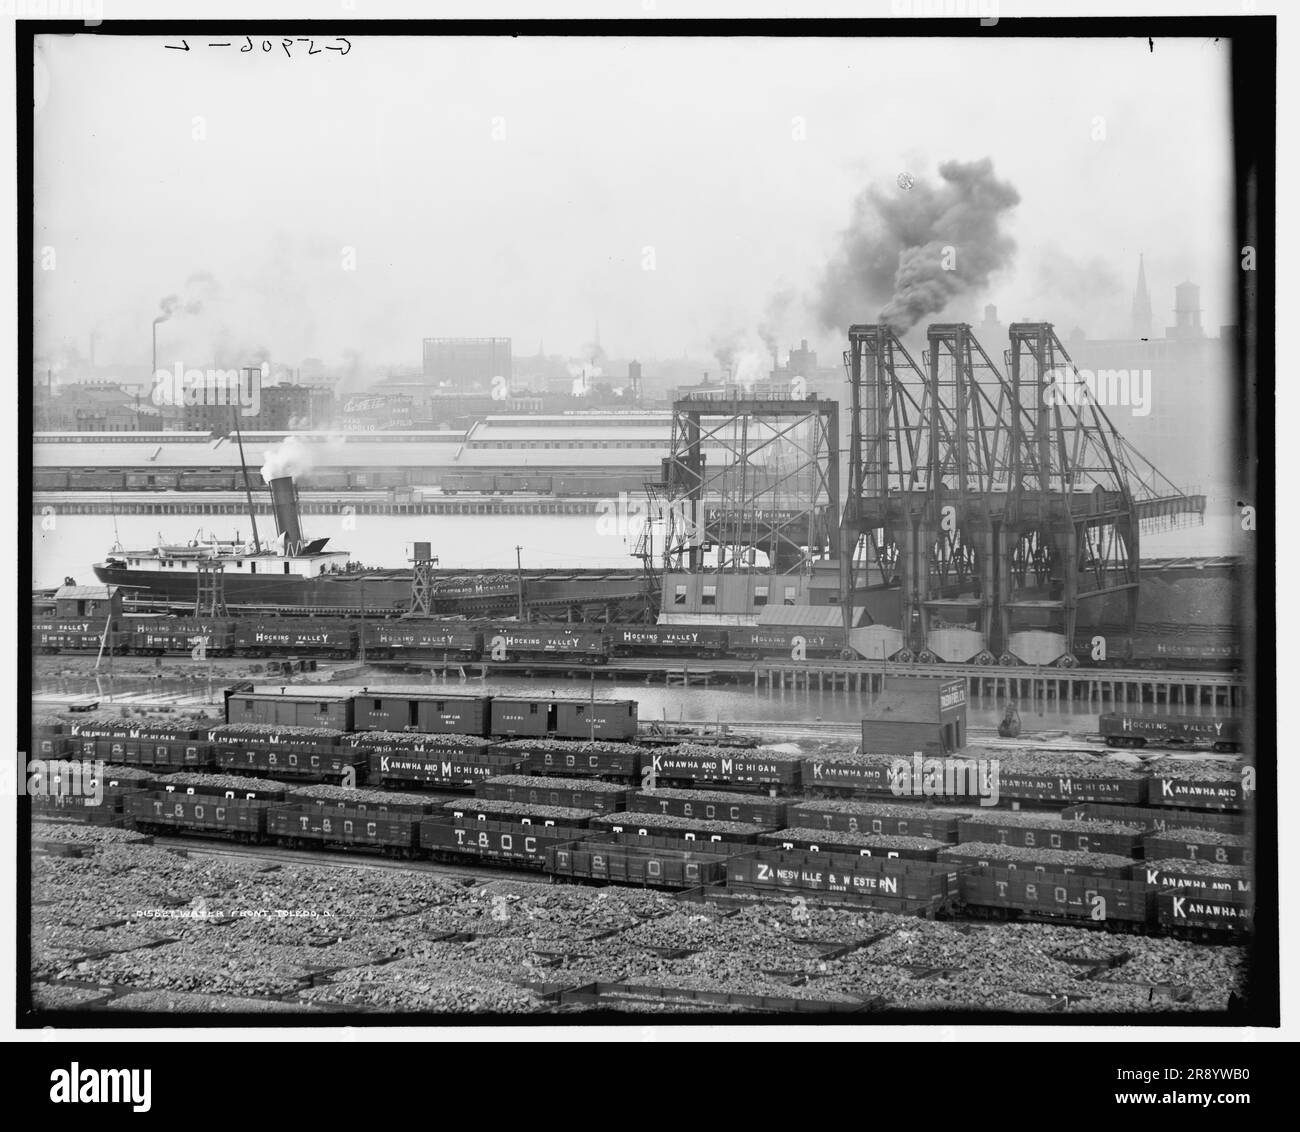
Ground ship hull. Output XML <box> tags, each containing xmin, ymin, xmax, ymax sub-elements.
<box><xmin>92</xmin><ymin>563</ymin><xmax>412</xmax><ymax>611</ymax></box>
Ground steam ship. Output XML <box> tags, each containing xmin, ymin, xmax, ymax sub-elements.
<box><xmin>92</xmin><ymin>474</ymin><xmax>413</xmax><ymax>610</ymax></box>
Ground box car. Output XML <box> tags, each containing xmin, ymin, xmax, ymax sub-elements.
<box><xmin>420</xmin><ymin>817</ymin><xmax>586</xmax><ymax>867</ymax></box>
<box><xmin>608</xmin><ymin>625</ymin><xmax>730</xmax><ymax>659</ymax></box>
<box><xmin>351</xmin><ymin>692</ymin><xmax>491</xmax><ymax>736</ymax></box>
<box><xmin>790</xmin><ymin>801</ymin><xmax>966</xmax><ymax>844</ymax></box>
<box><xmin>554</xmin><ymin>698</ymin><xmax>638</xmax><ymax>741</ymax></box>
<box><xmin>67</xmin><ymin>471</ymin><xmax>127</xmax><ymax>490</ymax></box>
<box><xmin>124</xmin><ymin>471</ymin><xmax>181</xmax><ymax>490</ymax></box>
<box><xmin>267</xmin><ymin>804</ymin><xmax>420</xmax><ymax>854</ymax></box>
<box><xmin>1154</xmin><ymin>891</ymin><xmax>1253</xmax><ymax>935</ymax></box>
<box><xmin>125</xmin><ymin>793</ymin><xmax>270</xmax><ymax>840</ymax></box>
<box><xmin>476</xmin><ymin>774</ymin><xmax>629</xmax><ymax>815</ymax></box>
<box><xmin>493</xmin><ymin>474</ymin><xmax>553</xmax><ymax>494</ymax></box>
<box><xmin>224</xmin><ymin>693</ymin><xmax>355</xmax><ymax>732</ymax></box>
<box><xmin>631</xmin><ymin>789</ymin><xmax>787</xmax><ymax>829</ymax></box>
<box><xmin>33</xmin><ymin>469</ymin><xmax>70</xmax><ymax>490</ymax></box>
<box><xmin>1099</xmin><ymin>712</ymin><xmax>1241</xmax><ymax>752</ymax></box>
<box><xmin>546</xmin><ymin>841</ymin><xmax>729</xmax><ymax>889</ymax></box>
<box><xmin>179</xmin><ymin>471</ymin><xmax>238</xmax><ymax>491</ymax></box>
<box><xmin>360</xmin><ymin>622</ymin><xmax>483</xmax><ymax>661</ymax></box>
<box><xmin>441</xmin><ymin>473</ymin><xmax>496</xmax><ymax>494</ymax></box>
<box><xmin>959</xmin><ymin>868</ymin><xmax>1154</xmax><ymax>926</ymax></box>
<box><xmin>957</xmin><ymin>816</ymin><xmax>1143</xmax><ymax>858</ymax></box>
<box><xmin>490</xmin><ymin>697</ymin><xmax>553</xmax><ymax>737</ymax></box>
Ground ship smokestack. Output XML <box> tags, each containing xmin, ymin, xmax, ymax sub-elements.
<box><xmin>269</xmin><ymin>476</ymin><xmax>304</xmax><ymax>553</ymax></box>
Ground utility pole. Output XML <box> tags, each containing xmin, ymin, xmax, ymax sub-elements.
<box><xmin>515</xmin><ymin>545</ymin><xmax>525</xmax><ymax>621</ymax></box>
<box><xmin>359</xmin><ymin>581</ymin><xmax>366</xmax><ymax>664</ymax></box>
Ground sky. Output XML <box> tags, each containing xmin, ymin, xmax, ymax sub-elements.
<box><xmin>32</xmin><ymin>33</ymin><xmax>1236</xmax><ymax>376</ymax></box>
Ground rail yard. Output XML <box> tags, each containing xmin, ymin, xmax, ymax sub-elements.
<box><xmin>28</xmin><ymin>312</ymin><xmax>1260</xmax><ymax>1019</ymax></box>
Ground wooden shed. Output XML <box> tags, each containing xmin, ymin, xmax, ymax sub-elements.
<box><xmin>861</xmin><ymin>676</ymin><xmax>967</xmax><ymax>757</ymax></box>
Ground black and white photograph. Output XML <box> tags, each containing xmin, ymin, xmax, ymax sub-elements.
<box><xmin>11</xmin><ymin>2</ymin><xmax>1285</xmax><ymax>1065</ymax></box>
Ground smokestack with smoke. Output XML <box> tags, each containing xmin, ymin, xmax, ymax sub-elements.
<box><xmin>268</xmin><ymin>476</ymin><xmax>305</xmax><ymax>553</ymax></box>
<box><xmin>260</xmin><ymin>435</ymin><xmax>315</xmax><ymax>482</ymax></box>
<box><xmin>817</xmin><ymin>158</ymin><xmax>1020</xmax><ymax>333</ymax></box>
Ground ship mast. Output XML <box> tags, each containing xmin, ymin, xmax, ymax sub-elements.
<box><xmin>231</xmin><ymin>399</ymin><xmax>262</xmax><ymax>553</ymax></box>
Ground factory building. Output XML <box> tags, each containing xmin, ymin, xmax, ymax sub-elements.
<box><xmin>422</xmin><ymin>337</ymin><xmax>513</xmax><ymax>393</ymax></box>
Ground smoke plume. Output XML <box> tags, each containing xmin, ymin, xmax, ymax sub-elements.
<box><xmin>817</xmin><ymin>158</ymin><xmax>1020</xmax><ymax>333</ymax></box>
<box><xmin>260</xmin><ymin>435</ymin><xmax>316</xmax><ymax>482</ymax></box>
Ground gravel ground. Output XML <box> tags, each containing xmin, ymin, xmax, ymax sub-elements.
<box><xmin>29</xmin><ymin>834</ymin><xmax>1248</xmax><ymax>1016</ymax></box>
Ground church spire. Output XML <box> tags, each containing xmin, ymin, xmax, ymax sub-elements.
<box><xmin>1131</xmin><ymin>253</ymin><xmax>1153</xmax><ymax>339</ymax></box>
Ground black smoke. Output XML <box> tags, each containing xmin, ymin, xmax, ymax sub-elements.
<box><xmin>817</xmin><ymin>158</ymin><xmax>1020</xmax><ymax>333</ymax></box>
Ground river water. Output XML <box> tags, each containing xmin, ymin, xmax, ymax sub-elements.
<box><xmin>31</xmin><ymin>500</ymin><xmax>1246</xmax><ymax>589</ymax></box>
<box><xmin>35</xmin><ymin>666</ymin><xmax>1234</xmax><ymax>736</ymax></box>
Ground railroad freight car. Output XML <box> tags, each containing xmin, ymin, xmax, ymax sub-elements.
<box><xmin>630</xmin><ymin>788</ymin><xmax>787</xmax><ymax>829</ymax></box>
<box><xmin>268</xmin><ymin>804</ymin><xmax>422</xmax><ymax>856</ymax></box>
<box><xmin>546</xmin><ymin>841</ymin><xmax>731</xmax><ymax>890</ymax></box>
<box><xmin>420</xmin><ymin>816</ymin><xmax>587</xmax><ymax>868</ymax></box>
<box><xmin>1145</xmin><ymin>771</ymin><xmax>1249</xmax><ymax>812</ymax></box>
<box><xmin>554</xmin><ymin>697</ymin><xmax>638</xmax><ymax>740</ymax></box>
<box><xmin>1154</xmin><ymin>891</ymin><xmax>1253</xmax><ymax>937</ymax></box>
<box><xmin>492</xmin><ymin>474</ymin><xmax>553</xmax><ymax>494</ymax></box>
<box><xmin>725</xmin><ymin>849</ymin><xmax>961</xmax><ymax>913</ymax></box>
<box><xmin>351</xmin><ymin>692</ymin><xmax>491</xmax><ymax>735</ymax></box>
<box><xmin>359</xmin><ymin>622</ymin><xmax>483</xmax><ymax>662</ymax></box>
<box><xmin>476</xmin><ymin>774</ymin><xmax>630</xmax><ymax>815</ymax></box>
<box><xmin>357</xmin><ymin>741</ymin><xmax>522</xmax><ymax>790</ymax></box>
<box><xmin>126</xmin><ymin>792</ymin><xmax>272</xmax><ymax>841</ymax></box>
<box><xmin>608</xmin><ymin>625</ymin><xmax>730</xmax><ymax>659</ymax></box>
<box><xmin>225</xmin><ymin>691</ymin><xmax>355</xmax><ymax>731</ymax></box>
<box><xmin>1061</xmin><ymin>803</ymin><xmax>1245</xmax><ymax>836</ymax></box>
<box><xmin>441</xmin><ymin>473</ymin><xmax>496</xmax><ymax>494</ymax></box>
<box><xmin>958</xmin><ymin>868</ymin><xmax>1154</xmax><ymax>927</ymax></box>
<box><xmin>509</xmin><ymin>739</ymin><xmax>642</xmax><ymax>779</ymax></box>
<box><xmin>1098</xmin><ymin>712</ymin><xmax>1242</xmax><ymax>752</ymax></box>
<box><xmin>957</xmin><ymin>814</ymin><xmax>1144</xmax><ymax>858</ymax></box>
<box><xmin>124</xmin><ymin>471</ymin><xmax>181</xmax><ymax>490</ymax></box>
<box><xmin>32</xmin><ymin>620</ymin><xmax>121</xmax><ymax>654</ymax></box>
<box><xmin>486</xmin><ymin>627</ymin><xmax>609</xmax><ymax>665</ymax></box>
<box><xmin>643</xmin><ymin>746</ymin><xmax>803</xmax><ymax>793</ymax></box>
<box><xmin>129</xmin><ymin>617</ymin><xmax>236</xmax><ymax>656</ymax></box>
<box><xmin>33</xmin><ymin>470</ymin><xmax>70</xmax><ymax>490</ymax></box>
<box><xmin>66</xmin><ymin>470</ymin><xmax>127</xmax><ymax>490</ymax></box>
<box><xmin>231</xmin><ymin>619</ymin><xmax>357</xmax><ymax>658</ymax></box>
<box><xmin>728</xmin><ymin>626</ymin><xmax>844</xmax><ymax>660</ymax></box>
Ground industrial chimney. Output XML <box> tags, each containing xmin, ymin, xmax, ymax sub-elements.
<box><xmin>268</xmin><ymin>476</ymin><xmax>304</xmax><ymax>554</ymax></box>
